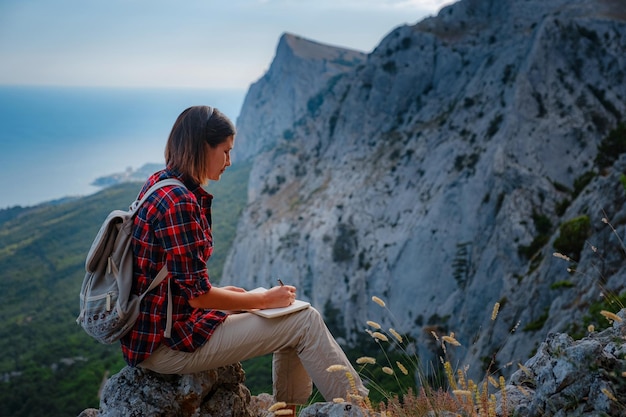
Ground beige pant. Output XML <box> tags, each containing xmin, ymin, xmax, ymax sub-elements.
<box><xmin>139</xmin><ymin>307</ymin><xmax>368</xmax><ymax>405</ymax></box>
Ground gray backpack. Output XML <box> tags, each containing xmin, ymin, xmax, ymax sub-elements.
<box><xmin>76</xmin><ymin>178</ymin><xmax>184</xmax><ymax>344</ymax></box>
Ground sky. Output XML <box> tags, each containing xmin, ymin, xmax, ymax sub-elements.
<box><xmin>0</xmin><ymin>0</ymin><xmax>454</xmax><ymax>91</ymax></box>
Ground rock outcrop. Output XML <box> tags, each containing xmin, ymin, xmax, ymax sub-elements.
<box><xmin>298</xmin><ymin>402</ymin><xmax>375</xmax><ymax>417</ymax></box>
<box><xmin>232</xmin><ymin>32</ymin><xmax>366</xmax><ymax>164</ymax></box>
<box><xmin>76</xmin><ymin>365</ymin><xmax>380</xmax><ymax>417</ymax></box>
<box><xmin>222</xmin><ymin>0</ymin><xmax>626</xmax><ymax>380</ymax></box>
<box><xmin>503</xmin><ymin>308</ymin><xmax>626</xmax><ymax>416</ymax></box>
<box><xmin>78</xmin><ymin>363</ymin><xmax>254</xmax><ymax>417</ymax></box>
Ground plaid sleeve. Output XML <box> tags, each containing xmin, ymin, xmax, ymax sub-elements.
<box><xmin>153</xmin><ymin>189</ymin><xmax>213</xmax><ymax>300</ymax></box>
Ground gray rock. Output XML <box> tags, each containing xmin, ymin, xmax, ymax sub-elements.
<box><xmin>79</xmin><ymin>363</ymin><xmax>255</xmax><ymax>417</ymax></box>
<box><xmin>299</xmin><ymin>402</ymin><xmax>377</xmax><ymax>417</ymax></box>
<box><xmin>233</xmin><ymin>33</ymin><xmax>366</xmax><ymax>163</ymax></box>
<box><xmin>77</xmin><ymin>409</ymin><xmax>100</xmax><ymax>417</ymax></box>
<box><xmin>504</xmin><ymin>308</ymin><xmax>626</xmax><ymax>416</ymax></box>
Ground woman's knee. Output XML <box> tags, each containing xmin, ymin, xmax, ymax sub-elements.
<box><xmin>298</xmin><ymin>306</ymin><xmax>324</xmax><ymax>326</ymax></box>
<box><xmin>304</xmin><ymin>306</ymin><xmax>322</xmax><ymax>319</ymax></box>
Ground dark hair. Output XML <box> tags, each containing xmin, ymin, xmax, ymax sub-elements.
<box><xmin>165</xmin><ymin>106</ymin><xmax>236</xmax><ymax>184</ymax></box>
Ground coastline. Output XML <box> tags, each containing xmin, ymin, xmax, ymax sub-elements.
<box><xmin>0</xmin><ymin>85</ymin><xmax>245</xmax><ymax>209</ymax></box>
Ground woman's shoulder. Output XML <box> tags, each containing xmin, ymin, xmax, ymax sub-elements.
<box><xmin>152</xmin><ymin>180</ymin><xmax>196</xmax><ymax>209</ymax></box>
<box><xmin>138</xmin><ymin>171</ymin><xmax>197</xmax><ymax>212</ymax></box>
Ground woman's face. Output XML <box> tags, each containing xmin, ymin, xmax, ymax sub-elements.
<box><xmin>206</xmin><ymin>135</ymin><xmax>234</xmax><ymax>181</ymax></box>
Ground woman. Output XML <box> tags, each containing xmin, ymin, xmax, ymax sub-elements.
<box><xmin>120</xmin><ymin>106</ymin><xmax>367</xmax><ymax>411</ymax></box>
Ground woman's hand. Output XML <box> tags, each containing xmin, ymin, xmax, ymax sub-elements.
<box><xmin>262</xmin><ymin>285</ymin><xmax>296</xmax><ymax>309</ymax></box>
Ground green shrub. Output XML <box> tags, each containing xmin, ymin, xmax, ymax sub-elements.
<box><xmin>571</xmin><ymin>291</ymin><xmax>626</xmax><ymax>340</ymax></box>
<box><xmin>550</xmin><ymin>280</ymin><xmax>575</xmax><ymax>290</ymax></box>
<box><xmin>573</xmin><ymin>171</ymin><xmax>595</xmax><ymax>197</ymax></box>
<box><xmin>595</xmin><ymin>122</ymin><xmax>626</xmax><ymax>169</ymax></box>
<box><xmin>555</xmin><ymin>198</ymin><xmax>571</xmax><ymax>216</ymax></box>
<box><xmin>523</xmin><ymin>309</ymin><xmax>549</xmax><ymax>332</ymax></box>
<box><xmin>518</xmin><ymin>212</ymin><xmax>552</xmax><ymax>259</ymax></box>
<box><xmin>553</xmin><ymin>215</ymin><xmax>591</xmax><ymax>260</ymax></box>
<box><xmin>533</xmin><ymin>212</ymin><xmax>552</xmax><ymax>234</ymax></box>
<box><xmin>620</xmin><ymin>173</ymin><xmax>626</xmax><ymax>191</ymax></box>
<box><xmin>519</xmin><ymin>235</ymin><xmax>549</xmax><ymax>259</ymax></box>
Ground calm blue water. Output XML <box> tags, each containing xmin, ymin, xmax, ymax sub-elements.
<box><xmin>0</xmin><ymin>85</ymin><xmax>246</xmax><ymax>209</ymax></box>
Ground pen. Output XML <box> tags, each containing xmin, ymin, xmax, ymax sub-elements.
<box><xmin>278</xmin><ymin>279</ymin><xmax>284</xmax><ymax>286</ymax></box>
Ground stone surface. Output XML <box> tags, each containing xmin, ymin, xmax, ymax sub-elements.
<box><xmin>79</xmin><ymin>363</ymin><xmax>255</xmax><ymax>417</ymax></box>
<box><xmin>232</xmin><ymin>33</ymin><xmax>366</xmax><ymax>164</ymax></box>
<box><xmin>503</xmin><ymin>308</ymin><xmax>626</xmax><ymax>416</ymax></box>
<box><xmin>299</xmin><ymin>402</ymin><xmax>377</xmax><ymax>417</ymax></box>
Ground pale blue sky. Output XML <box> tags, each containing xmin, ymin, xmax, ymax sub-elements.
<box><xmin>0</xmin><ymin>0</ymin><xmax>453</xmax><ymax>90</ymax></box>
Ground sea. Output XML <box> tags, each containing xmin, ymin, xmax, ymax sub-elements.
<box><xmin>0</xmin><ymin>85</ymin><xmax>246</xmax><ymax>209</ymax></box>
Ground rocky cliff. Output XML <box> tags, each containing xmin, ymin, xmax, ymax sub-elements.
<box><xmin>222</xmin><ymin>0</ymin><xmax>626</xmax><ymax>379</ymax></box>
<box><xmin>232</xmin><ymin>33</ymin><xmax>366</xmax><ymax>163</ymax></box>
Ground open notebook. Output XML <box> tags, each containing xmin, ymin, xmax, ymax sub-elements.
<box><xmin>246</xmin><ymin>287</ymin><xmax>311</xmax><ymax>318</ymax></box>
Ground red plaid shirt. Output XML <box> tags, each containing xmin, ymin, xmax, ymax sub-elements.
<box><xmin>120</xmin><ymin>169</ymin><xmax>228</xmax><ymax>366</ymax></box>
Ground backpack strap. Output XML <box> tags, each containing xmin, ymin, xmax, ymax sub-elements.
<box><xmin>130</xmin><ymin>178</ymin><xmax>186</xmax><ymax>214</ymax></box>
<box><xmin>145</xmin><ymin>266</ymin><xmax>169</xmax><ymax>293</ymax></box>
<box><xmin>133</xmin><ymin>178</ymin><xmax>186</xmax><ymax>339</ymax></box>
<box><xmin>138</xmin><ymin>266</ymin><xmax>172</xmax><ymax>338</ymax></box>
<box><xmin>165</xmin><ymin>279</ymin><xmax>173</xmax><ymax>338</ymax></box>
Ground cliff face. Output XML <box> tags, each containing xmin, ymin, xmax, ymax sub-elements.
<box><xmin>232</xmin><ymin>33</ymin><xmax>366</xmax><ymax>163</ymax></box>
<box><xmin>222</xmin><ymin>0</ymin><xmax>626</xmax><ymax>376</ymax></box>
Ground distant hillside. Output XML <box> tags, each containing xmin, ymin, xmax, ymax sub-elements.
<box><xmin>90</xmin><ymin>163</ymin><xmax>165</xmax><ymax>187</ymax></box>
<box><xmin>0</xmin><ymin>162</ymin><xmax>250</xmax><ymax>417</ymax></box>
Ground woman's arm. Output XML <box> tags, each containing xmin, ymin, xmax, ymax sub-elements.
<box><xmin>188</xmin><ymin>285</ymin><xmax>297</xmax><ymax>310</ymax></box>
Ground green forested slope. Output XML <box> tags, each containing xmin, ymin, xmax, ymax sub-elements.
<box><xmin>0</xmin><ymin>162</ymin><xmax>250</xmax><ymax>417</ymax></box>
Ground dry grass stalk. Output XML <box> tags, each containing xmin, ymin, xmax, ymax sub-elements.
<box><xmin>389</xmin><ymin>328</ymin><xmax>403</xmax><ymax>343</ymax></box>
<box><xmin>372</xmin><ymin>296</ymin><xmax>386</xmax><ymax>307</ymax></box>
<box><xmin>357</xmin><ymin>356</ymin><xmax>377</xmax><ymax>365</ymax></box>
<box><xmin>600</xmin><ymin>309</ymin><xmax>622</xmax><ymax>323</ymax></box>
<box><xmin>357</xmin><ymin>293</ymin><xmax>517</xmax><ymax>416</ymax></box>
<box><xmin>491</xmin><ymin>302</ymin><xmax>500</xmax><ymax>321</ymax></box>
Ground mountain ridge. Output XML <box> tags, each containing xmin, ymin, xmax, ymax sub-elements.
<box><xmin>232</xmin><ymin>32</ymin><xmax>367</xmax><ymax>163</ymax></box>
<box><xmin>222</xmin><ymin>0</ymin><xmax>626</xmax><ymax>378</ymax></box>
